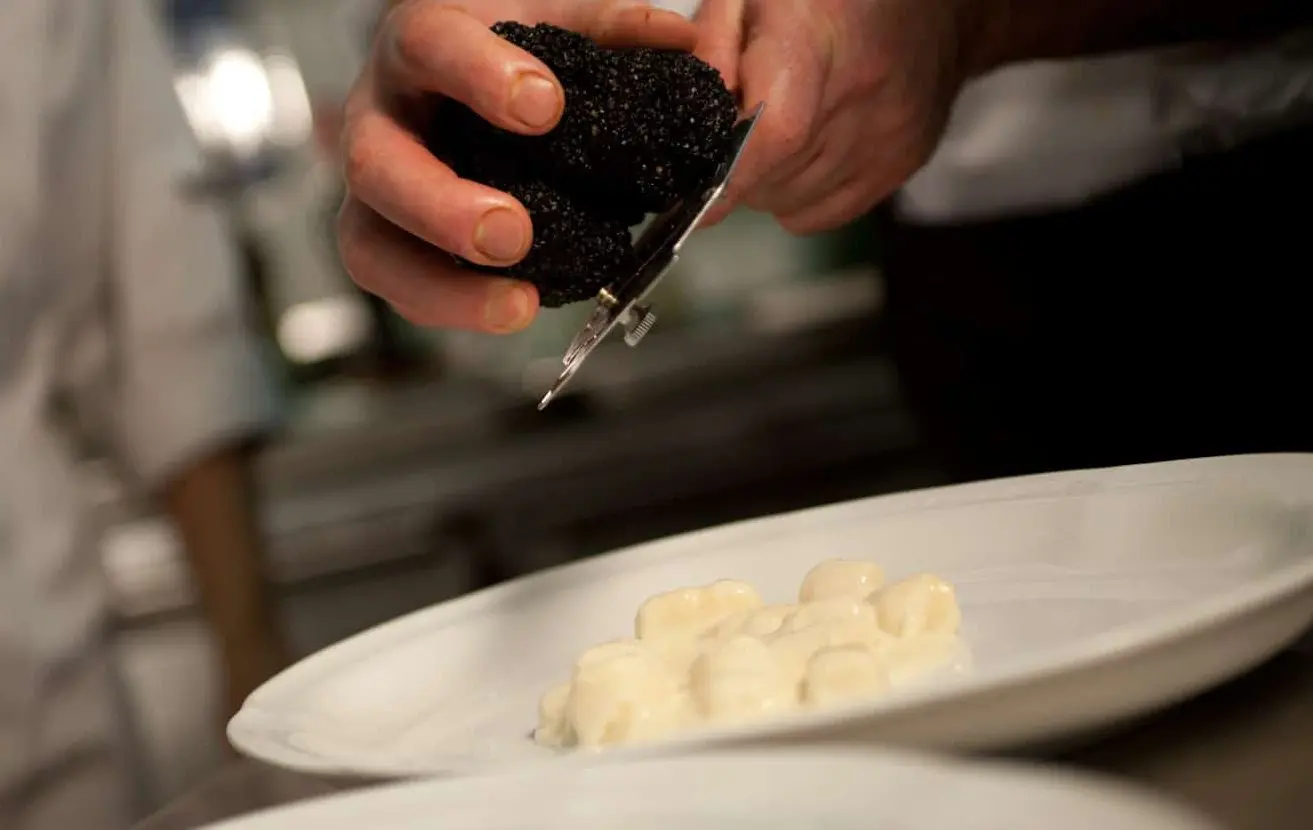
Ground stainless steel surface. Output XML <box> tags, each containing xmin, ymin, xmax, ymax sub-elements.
<box><xmin>134</xmin><ymin>638</ymin><xmax>1313</xmax><ymax>830</ymax></box>
<box><xmin>539</xmin><ymin>103</ymin><xmax>767</xmax><ymax>408</ymax></box>
<box><xmin>622</xmin><ymin>305</ymin><xmax>657</xmax><ymax>346</ymax></box>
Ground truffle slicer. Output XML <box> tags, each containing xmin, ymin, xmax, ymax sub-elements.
<box><xmin>537</xmin><ymin>101</ymin><xmax>766</xmax><ymax>410</ymax></box>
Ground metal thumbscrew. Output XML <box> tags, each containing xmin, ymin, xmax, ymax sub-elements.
<box><xmin>623</xmin><ymin>305</ymin><xmax>657</xmax><ymax>346</ymax></box>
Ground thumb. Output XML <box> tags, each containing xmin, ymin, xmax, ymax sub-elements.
<box><xmin>699</xmin><ymin>25</ymin><xmax>824</xmax><ymax>227</ymax></box>
<box><xmin>692</xmin><ymin>0</ymin><xmax>745</xmax><ymax>91</ymax></box>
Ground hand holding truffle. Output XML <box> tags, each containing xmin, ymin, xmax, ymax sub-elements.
<box><xmin>692</xmin><ymin>0</ymin><xmax>971</xmax><ymax>234</ymax></box>
<box><xmin>427</xmin><ymin>22</ymin><xmax>740</xmax><ymax>310</ymax></box>
<box><xmin>335</xmin><ymin>1</ymin><xmax>698</xmax><ymax>333</ymax></box>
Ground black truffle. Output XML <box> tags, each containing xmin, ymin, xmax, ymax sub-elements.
<box><xmin>426</xmin><ymin>21</ymin><xmax>738</xmax><ymax>308</ymax></box>
<box><xmin>462</xmin><ymin>175</ymin><xmax>637</xmax><ymax>309</ymax></box>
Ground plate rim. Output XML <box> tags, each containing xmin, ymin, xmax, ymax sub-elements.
<box><xmin>199</xmin><ymin>747</ymin><xmax>1224</xmax><ymax>830</ymax></box>
<box><xmin>229</xmin><ymin>453</ymin><xmax>1313</xmax><ymax>776</ymax></box>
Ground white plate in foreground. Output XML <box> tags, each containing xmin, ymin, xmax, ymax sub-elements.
<box><xmin>200</xmin><ymin>750</ymin><xmax>1220</xmax><ymax>830</ymax></box>
<box><xmin>230</xmin><ymin>454</ymin><xmax>1313</xmax><ymax>777</ymax></box>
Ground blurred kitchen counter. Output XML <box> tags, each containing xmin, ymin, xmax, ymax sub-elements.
<box><xmin>101</xmin><ymin>272</ymin><xmax>919</xmax><ymax>626</ymax></box>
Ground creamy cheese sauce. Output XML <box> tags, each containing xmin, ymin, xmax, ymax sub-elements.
<box><xmin>535</xmin><ymin>560</ymin><xmax>963</xmax><ymax>749</ymax></box>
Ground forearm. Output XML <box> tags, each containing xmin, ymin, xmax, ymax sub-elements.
<box><xmin>163</xmin><ymin>442</ymin><xmax>284</xmax><ymax>666</ymax></box>
<box><xmin>962</xmin><ymin>0</ymin><xmax>1313</xmax><ymax>76</ymax></box>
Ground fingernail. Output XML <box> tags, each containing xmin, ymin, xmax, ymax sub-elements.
<box><xmin>474</xmin><ymin>208</ymin><xmax>528</xmax><ymax>262</ymax></box>
<box><xmin>508</xmin><ymin>72</ymin><xmax>562</xmax><ymax>129</ymax></box>
<box><xmin>484</xmin><ymin>281</ymin><xmax>533</xmax><ymax>332</ymax></box>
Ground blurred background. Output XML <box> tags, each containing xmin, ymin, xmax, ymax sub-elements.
<box><xmin>101</xmin><ymin>0</ymin><xmax>946</xmax><ymax>813</ymax></box>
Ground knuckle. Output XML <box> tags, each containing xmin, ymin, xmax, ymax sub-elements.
<box><xmin>721</xmin><ymin>173</ymin><xmax>756</xmax><ymax>209</ymax></box>
<box><xmin>335</xmin><ymin>206</ymin><xmax>371</xmax><ymax>285</ymax></box>
<box><xmin>389</xmin><ymin>5</ymin><xmax>432</xmax><ymax>73</ymax></box>
<box><xmin>765</xmin><ymin>120</ymin><xmax>810</xmax><ymax>159</ymax></box>
<box><xmin>393</xmin><ymin>302</ymin><xmax>441</xmax><ymax>328</ymax></box>
<box><xmin>389</xmin><ymin>2</ymin><xmax>463</xmax><ymax>73</ymax></box>
<box><xmin>341</xmin><ymin>116</ymin><xmax>382</xmax><ymax>192</ymax></box>
<box><xmin>581</xmin><ymin>0</ymin><xmax>626</xmax><ymax>37</ymax></box>
<box><xmin>742</xmin><ymin>187</ymin><xmax>773</xmax><ymax>213</ymax></box>
<box><xmin>777</xmin><ymin>213</ymin><xmax>817</xmax><ymax>235</ymax></box>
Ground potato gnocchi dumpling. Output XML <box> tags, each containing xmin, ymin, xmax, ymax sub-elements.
<box><xmin>535</xmin><ymin>560</ymin><xmax>964</xmax><ymax>749</ymax></box>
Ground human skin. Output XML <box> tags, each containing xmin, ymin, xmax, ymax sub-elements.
<box><xmin>336</xmin><ymin>0</ymin><xmax>1313</xmax><ymax>333</ymax></box>
<box><xmin>336</xmin><ymin>0</ymin><xmax>697</xmax><ymax>334</ymax></box>
<box><xmin>692</xmin><ymin>0</ymin><xmax>1313</xmax><ymax>231</ymax></box>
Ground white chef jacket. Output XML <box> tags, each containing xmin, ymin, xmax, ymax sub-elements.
<box><xmin>0</xmin><ymin>3</ymin><xmax>281</xmax><ymax>829</ymax></box>
<box><xmin>897</xmin><ymin>31</ymin><xmax>1313</xmax><ymax>222</ymax></box>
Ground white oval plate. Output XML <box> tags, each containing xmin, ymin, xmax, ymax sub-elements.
<box><xmin>230</xmin><ymin>454</ymin><xmax>1313</xmax><ymax>778</ymax></box>
<box><xmin>199</xmin><ymin>750</ymin><xmax>1221</xmax><ymax>830</ymax></box>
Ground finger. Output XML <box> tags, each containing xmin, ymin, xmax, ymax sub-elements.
<box><xmin>698</xmin><ymin>28</ymin><xmax>827</xmax><ymax>228</ymax></box>
<box><xmin>754</xmin><ymin>100</ymin><xmax>859</xmax><ymax>193</ymax></box>
<box><xmin>381</xmin><ymin>1</ymin><xmax>566</xmax><ymax>135</ymax></box>
<box><xmin>337</xmin><ymin>197</ymin><xmax>539</xmax><ymax>333</ymax></box>
<box><xmin>751</xmin><ymin>105</ymin><xmax>866</xmax><ymax>216</ymax></box>
<box><xmin>776</xmin><ymin>175</ymin><xmax>888</xmax><ymax>236</ymax></box>
<box><xmin>731</xmin><ymin>31</ymin><xmax>829</xmax><ymax>192</ymax></box>
<box><xmin>746</xmin><ymin>148</ymin><xmax>836</xmax><ymax>217</ymax></box>
<box><xmin>554</xmin><ymin>0</ymin><xmax>700</xmax><ymax>50</ymax></box>
<box><xmin>752</xmin><ymin>141</ymin><xmax>822</xmax><ymax>198</ymax></box>
<box><xmin>379</xmin><ymin>1</ymin><xmax>699</xmax><ymax>136</ymax></box>
<box><xmin>341</xmin><ymin>79</ymin><xmax>534</xmax><ymax>267</ymax></box>
<box><xmin>383</xmin><ymin>0</ymin><xmax>698</xmax><ymax>50</ymax></box>
<box><xmin>692</xmin><ymin>0</ymin><xmax>745</xmax><ymax>90</ymax></box>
